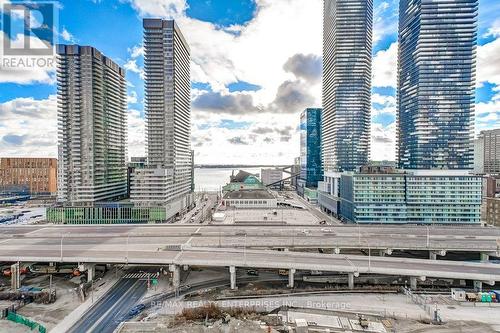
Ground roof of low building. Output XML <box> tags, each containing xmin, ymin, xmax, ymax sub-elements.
<box><xmin>230</xmin><ymin>170</ymin><xmax>255</xmax><ymax>183</ymax></box>
<box><xmin>223</xmin><ymin>190</ymin><xmax>275</xmax><ymax>200</ymax></box>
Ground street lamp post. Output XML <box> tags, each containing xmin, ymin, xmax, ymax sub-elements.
<box><xmin>60</xmin><ymin>233</ymin><xmax>69</xmax><ymax>262</ymax></box>
<box><xmin>244</xmin><ymin>233</ymin><xmax>247</xmax><ymax>265</ymax></box>
<box><xmin>357</xmin><ymin>222</ymin><xmax>361</xmax><ymax>245</ymax></box>
<box><xmin>126</xmin><ymin>233</ymin><xmax>130</xmax><ymax>264</ymax></box>
<box><xmin>60</xmin><ymin>233</ymin><xmax>64</xmax><ymax>262</ymax></box>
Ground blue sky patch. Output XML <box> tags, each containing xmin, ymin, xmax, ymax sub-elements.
<box><xmin>227</xmin><ymin>80</ymin><xmax>261</xmax><ymax>93</ymax></box>
<box><xmin>372</xmin><ymin>113</ymin><xmax>395</xmax><ymax>127</ymax></box>
<box><xmin>219</xmin><ymin>119</ymin><xmax>251</xmax><ymax>129</ymax></box>
<box><xmin>476</xmin><ymin>82</ymin><xmax>498</xmax><ymax>104</ymax></box>
<box><xmin>186</xmin><ymin>0</ymin><xmax>256</xmax><ymax>27</ymax></box>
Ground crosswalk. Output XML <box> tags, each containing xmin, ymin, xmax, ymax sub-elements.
<box><xmin>122</xmin><ymin>273</ymin><xmax>152</xmax><ymax>280</ymax></box>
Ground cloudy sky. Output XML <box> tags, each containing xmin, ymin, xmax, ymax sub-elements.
<box><xmin>0</xmin><ymin>0</ymin><xmax>499</xmax><ymax>165</ymax></box>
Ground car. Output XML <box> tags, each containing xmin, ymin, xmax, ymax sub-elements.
<box><xmin>246</xmin><ymin>269</ymin><xmax>259</xmax><ymax>276</ymax></box>
<box><xmin>128</xmin><ymin>303</ymin><xmax>145</xmax><ymax>317</ymax></box>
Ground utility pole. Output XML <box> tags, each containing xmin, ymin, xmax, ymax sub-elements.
<box><xmin>49</xmin><ymin>274</ymin><xmax>53</xmax><ymax>303</ymax></box>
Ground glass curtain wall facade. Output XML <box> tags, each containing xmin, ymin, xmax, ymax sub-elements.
<box><xmin>397</xmin><ymin>0</ymin><xmax>478</xmax><ymax>169</ymax></box>
<box><xmin>56</xmin><ymin>45</ymin><xmax>127</xmax><ymax>205</ymax></box>
<box><xmin>322</xmin><ymin>0</ymin><xmax>372</xmax><ymax>172</ymax></box>
<box><xmin>299</xmin><ymin>108</ymin><xmax>323</xmax><ymax>188</ymax></box>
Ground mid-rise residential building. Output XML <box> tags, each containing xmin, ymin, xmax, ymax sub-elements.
<box><xmin>483</xmin><ymin>197</ymin><xmax>500</xmax><ymax>227</ymax></box>
<box><xmin>317</xmin><ymin>171</ymin><xmax>342</xmax><ymax>217</ymax></box>
<box><xmin>130</xmin><ymin>19</ymin><xmax>194</xmax><ymax>218</ymax></box>
<box><xmin>397</xmin><ymin>0</ymin><xmax>478</xmax><ymax>169</ymax></box>
<box><xmin>0</xmin><ymin>158</ymin><xmax>57</xmax><ymax>195</ymax></box>
<box><xmin>339</xmin><ymin>168</ymin><xmax>482</xmax><ymax>224</ymax></box>
<box><xmin>322</xmin><ymin>0</ymin><xmax>372</xmax><ymax>172</ymax></box>
<box><xmin>474</xmin><ymin>129</ymin><xmax>500</xmax><ymax>174</ymax></box>
<box><xmin>261</xmin><ymin>168</ymin><xmax>283</xmax><ymax>188</ymax></box>
<box><xmin>56</xmin><ymin>45</ymin><xmax>127</xmax><ymax>205</ymax></box>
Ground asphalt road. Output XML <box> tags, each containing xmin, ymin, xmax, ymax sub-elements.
<box><xmin>68</xmin><ymin>273</ymin><xmax>148</xmax><ymax>333</ymax></box>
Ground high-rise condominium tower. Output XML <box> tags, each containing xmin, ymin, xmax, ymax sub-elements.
<box><xmin>56</xmin><ymin>45</ymin><xmax>127</xmax><ymax>205</ymax></box>
<box><xmin>397</xmin><ymin>0</ymin><xmax>478</xmax><ymax>169</ymax></box>
<box><xmin>130</xmin><ymin>19</ymin><xmax>192</xmax><ymax>208</ymax></box>
<box><xmin>322</xmin><ymin>0</ymin><xmax>372</xmax><ymax>172</ymax></box>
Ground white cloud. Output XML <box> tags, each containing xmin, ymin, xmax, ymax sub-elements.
<box><xmin>477</xmin><ymin>37</ymin><xmax>500</xmax><ymax>86</ymax></box>
<box><xmin>371</xmin><ymin>122</ymin><xmax>396</xmax><ymax>161</ymax></box>
<box><xmin>128</xmin><ymin>44</ymin><xmax>144</xmax><ymax>58</ymax></box>
<box><xmin>124</xmin><ymin>59</ymin><xmax>145</xmax><ymax>79</ymax></box>
<box><xmin>0</xmin><ymin>95</ymin><xmax>58</xmax><ymax>157</ymax></box>
<box><xmin>61</xmin><ymin>28</ymin><xmax>75</xmax><ymax>42</ymax></box>
<box><xmin>127</xmin><ymin>91</ymin><xmax>138</xmax><ymax>104</ymax></box>
<box><xmin>125</xmin><ymin>0</ymin><xmax>187</xmax><ymax>19</ymax></box>
<box><xmin>372</xmin><ymin>93</ymin><xmax>396</xmax><ymax>106</ymax></box>
<box><xmin>190</xmin><ymin>112</ymin><xmax>301</xmax><ymax>165</ymax></box>
<box><xmin>128</xmin><ymin>109</ymin><xmax>145</xmax><ymax>158</ymax></box>
<box><xmin>372</xmin><ymin>42</ymin><xmax>397</xmax><ymax>88</ymax></box>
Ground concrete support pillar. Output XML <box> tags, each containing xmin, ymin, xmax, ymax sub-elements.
<box><xmin>169</xmin><ymin>264</ymin><xmax>180</xmax><ymax>289</ymax></box>
<box><xmin>430</xmin><ymin>250</ymin><xmax>446</xmax><ymax>260</ymax></box>
<box><xmin>410</xmin><ymin>277</ymin><xmax>417</xmax><ymax>290</ymax></box>
<box><xmin>11</xmin><ymin>263</ymin><xmax>20</xmax><ymax>290</ymax></box>
<box><xmin>229</xmin><ymin>266</ymin><xmax>237</xmax><ymax>290</ymax></box>
<box><xmin>87</xmin><ymin>265</ymin><xmax>95</xmax><ymax>282</ymax></box>
<box><xmin>480</xmin><ymin>253</ymin><xmax>489</xmax><ymax>262</ymax></box>
<box><xmin>78</xmin><ymin>263</ymin><xmax>96</xmax><ymax>281</ymax></box>
<box><xmin>348</xmin><ymin>272</ymin><xmax>354</xmax><ymax>290</ymax></box>
<box><xmin>288</xmin><ymin>268</ymin><xmax>296</xmax><ymax>288</ymax></box>
<box><xmin>379</xmin><ymin>250</ymin><xmax>385</xmax><ymax>257</ymax></box>
<box><xmin>474</xmin><ymin>280</ymin><xmax>483</xmax><ymax>292</ymax></box>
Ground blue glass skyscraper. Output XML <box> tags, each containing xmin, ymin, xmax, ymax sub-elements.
<box><xmin>299</xmin><ymin>108</ymin><xmax>323</xmax><ymax>188</ymax></box>
<box><xmin>397</xmin><ymin>0</ymin><xmax>478</xmax><ymax>169</ymax></box>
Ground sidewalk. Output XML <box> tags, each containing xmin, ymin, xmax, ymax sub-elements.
<box><xmin>50</xmin><ymin>269</ymin><xmax>123</xmax><ymax>333</ymax></box>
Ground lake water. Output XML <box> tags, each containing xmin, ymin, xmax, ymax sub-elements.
<box><xmin>194</xmin><ymin>167</ymin><xmax>263</xmax><ymax>192</ymax></box>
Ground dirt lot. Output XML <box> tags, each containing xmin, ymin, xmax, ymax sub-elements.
<box><xmin>0</xmin><ymin>274</ymin><xmax>82</xmax><ymax>332</ymax></box>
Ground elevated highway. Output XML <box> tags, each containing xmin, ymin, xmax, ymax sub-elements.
<box><xmin>1</xmin><ymin>224</ymin><xmax>499</xmax><ymax>254</ymax></box>
<box><xmin>0</xmin><ymin>233</ymin><xmax>499</xmax><ymax>288</ymax></box>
